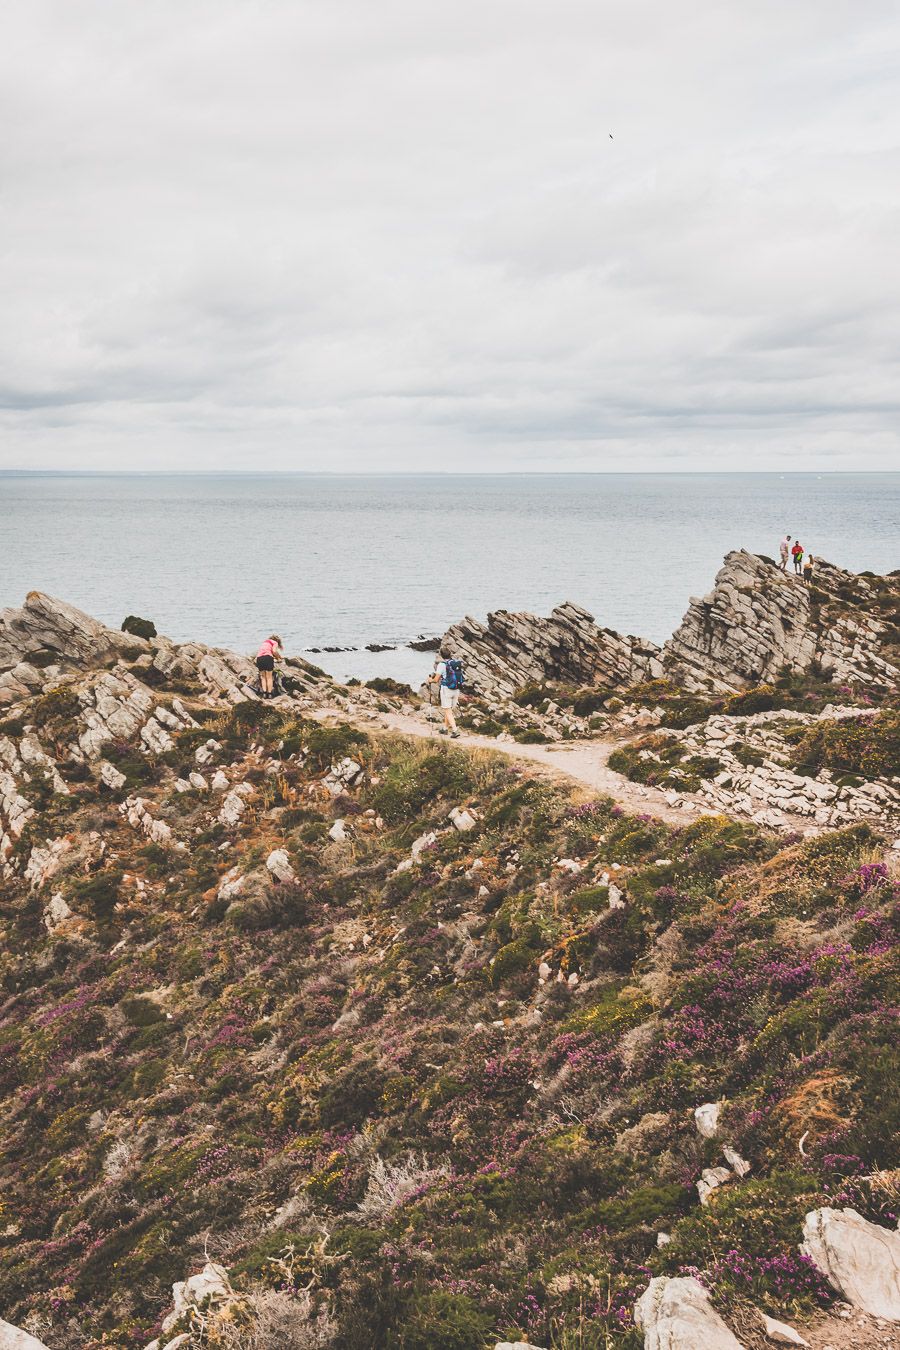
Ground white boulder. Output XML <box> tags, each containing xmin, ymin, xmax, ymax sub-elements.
<box><xmin>722</xmin><ymin>1145</ymin><xmax>751</xmax><ymax>1178</ymax></box>
<box><xmin>218</xmin><ymin>783</ymin><xmax>253</xmax><ymax>827</ymax></box>
<box><xmin>697</xmin><ymin>1166</ymin><xmax>732</xmax><ymax>1206</ymax></box>
<box><xmin>43</xmin><ymin>891</ymin><xmax>73</xmax><ymax>932</ymax></box>
<box><xmin>266</xmin><ymin>848</ymin><xmax>296</xmax><ymax>883</ymax></box>
<box><xmin>410</xmin><ymin>830</ymin><xmax>437</xmax><ymax>859</ymax></box>
<box><xmin>328</xmin><ymin>818</ymin><xmax>348</xmax><ymax>842</ymax></box>
<box><xmin>634</xmin><ymin>1275</ymin><xmax>744</xmax><ymax>1349</ymax></box>
<box><xmin>0</xmin><ymin>1319</ymin><xmax>53</xmax><ymax>1349</ymax></box>
<box><xmin>99</xmin><ymin>761</ymin><xmax>126</xmax><ymax>788</ymax></box>
<box><xmin>160</xmin><ymin>1262</ymin><xmax>232</xmax><ymax>1335</ymax></box>
<box><xmin>694</xmin><ymin>1102</ymin><xmax>721</xmax><ymax>1138</ymax></box>
<box><xmin>756</xmin><ymin>1309</ymin><xmax>809</xmax><ymax>1345</ymax></box>
<box><xmin>800</xmin><ymin>1207</ymin><xmax>900</xmax><ymax>1319</ymax></box>
<box><xmin>449</xmin><ymin>806</ymin><xmax>477</xmax><ymax>832</ymax></box>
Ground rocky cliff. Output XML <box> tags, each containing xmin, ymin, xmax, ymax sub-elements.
<box><xmin>662</xmin><ymin>550</ymin><xmax>900</xmax><ymax>693</ymax></box>
<box><xmin>441</xmin><ymin>551</ymin><xmax>900</xmax><ymax>700</ymax></box>
<box><xmin>442</xmin><ymin>602</ymin><xmax>663</xmax><ymax>700</ymax></box>
<box><xmin>0</xmin><ymin>586</ymin><xmax>897</xmax><ymax>1350</ymax></box>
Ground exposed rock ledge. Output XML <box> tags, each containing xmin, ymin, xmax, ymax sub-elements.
<box><xmin>442</xmin><ymin>602</ymin><xmax>664</xmax><ymax>702</ymax></box>
<box><xmin>0</xmin><ymin>591</ymin><xmax>326</xmax><ymax>709</ymax></box>
<box><xmin>442</xmin><ymin>551</ymin><xmax>899</xmax><ymax>699</ymax></box>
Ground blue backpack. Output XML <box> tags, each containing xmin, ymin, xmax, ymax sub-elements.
<box><xmin>442</xmin><ymin>658</ymin><xmax>465</xmax><ymax>691</ymax></box>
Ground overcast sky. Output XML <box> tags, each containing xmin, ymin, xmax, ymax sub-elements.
<box><xmin>2</xmin><ymin>1</ymin><xmax>899</xmax><ymax>472</ymax></box>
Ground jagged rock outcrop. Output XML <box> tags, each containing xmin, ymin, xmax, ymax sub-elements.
<box><xmin>441</xmin><ymin>553</ymin><xmax>899</xmax><ymax>701</ymax></box>
<box><xmin>441</xmin><ymin>602</ymin><xmax>663</xmax><ymax>700</ymax></box>
<box><xmin>800</xmin><ymin>1207</ymin><xmax>900</xmax><ymax>1319</ymax></box>
<box><xmin>0</xmin><ymin>591</ymin><xmax>139</xmax><ymax>681</ymax></box>
<box><xmin>634</xmin><ymin>1275</ymin><xmax>744</xmax><ymax>1348</ymax></box>
<box><xmin>0</xmin><ymin>592</ymin><xmax>326</xmax><ymax>709</ymax></box>
<box><xmin>662</xmin><ymin>551</ymin><xmax>899</xmax><ymax>693</ymax></box>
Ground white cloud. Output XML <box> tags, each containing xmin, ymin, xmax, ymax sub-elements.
<box><xmin>1</xmin><ymin>0</ymin><xmax>899</xmax><ymax>469</ymax></box>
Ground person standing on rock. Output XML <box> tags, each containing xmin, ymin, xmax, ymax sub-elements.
<box><xmin>803</xmin><ymin>553</ymin><xmax>815</xmax><ymax>587</ymax></box>
<box><xmin>779</xmin><ymin>534</ymin><xmax>792</xmax><ymax>571</ymax></box>
<box><xmin>430</xmin><ymin>647</ymin><xmax>463</xmax><ymax>738</ymax></box>
<box><xmin>791</xmin><ymin>540</ymin><xmax>804</xmax><ymax>575</ymax></box>
<box><xmin>255</xmin><ymin>634</ymin><xmax>283</xmax><ymax>698</ymax></box>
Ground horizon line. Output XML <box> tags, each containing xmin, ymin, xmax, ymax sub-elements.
<box><xmin>2</xmin><ymin>468</ymin><xmax>898</xmax><ymax>478</ymax></box>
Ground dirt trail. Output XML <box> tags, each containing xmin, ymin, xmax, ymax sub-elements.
<box><xmin>314</xmin><ymin>702</ymin><xmax>707</xmax><ymax>825</ymax></box>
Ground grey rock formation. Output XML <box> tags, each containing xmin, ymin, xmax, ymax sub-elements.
<box><xmin>634</xmin><ymin>1275</ymin><xmax>744</xmax><ymax>1348</ymax></box>
<box><xmin>439</xmin><ymin>552</ymin><xmax>898</xmax><ymax>702</ymax></box>
<box><xmin>0</xmin><ymin>591</ymin><xmax>141</xmax><ymax>676</ymax></box>
<box><xmin>662</xmin><ymin>551</ymin><xmax>899</xmax><ymax>692</ymax></box>
<box><xmin>441</xmin><ymin>602</ymin><xmax>663</xmax><ymax>700</ymax></box>
<box><xmin>0</xmin><ymin>591</ymin><xmax>326</xmax><ymax>709</ymax></box>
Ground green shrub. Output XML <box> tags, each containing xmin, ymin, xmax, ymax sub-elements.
<box><xmin>790</xmin><ymin>710</ymin><xmax>899</xmax><ymax>779</ymax></box>
<box><xmin>366</xmin><ymin>677</ymin><xmax>414</xmax><ymax>696</ymax></box>
<box><xmin>121</xmin><ymin>615</ymin><xmax>157</xmax><ymax>640</ymax></box>
<box><xmin>69</xmin><ymin>870</ymin><xmax>124</xmax><ymax>922</ymax></box>
<box><xmin>29</xmin><ymin>686</ymin><xmax>82</xmax><ymax>731</ymax></box>
<box><xmin>392</xmin><ymin>1291</ymin><xmax>492</xmax><ymax>1350</ymax></box>
<box><xmin>304</xmin><ymin>721</ymin><xmax>368</xmax><ymax>771</ymax></box>
<box><xmin>374</xmin><ymin>746</ymin><xmax>474</xmax><ymax>825</ymax></box>
<box><xmin>121</xmin><ymin>995</ymin><xmax>165</xmax><ymax>1027</ymax></box>
<box><xmin>319</xmin><ymin>1060</ymin><xmax>386</xmax><ymax>1129</ymax></box>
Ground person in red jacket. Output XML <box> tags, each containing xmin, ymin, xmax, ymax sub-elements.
<box><xmin>255</xmin><ymin>634</ymin><xmax>283</xmax><ymax>699</ymax></box>
<box><xmin>791</xmin><ymin>541</ymin><xmax>804</xmax><ymax>575</ymax></box>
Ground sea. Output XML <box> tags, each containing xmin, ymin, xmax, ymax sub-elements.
<box><xmin>1</xmin><ymin>472</ymin><xmax>897</xmax><ymax>687</ymax></box>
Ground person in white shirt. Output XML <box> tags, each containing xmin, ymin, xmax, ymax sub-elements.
<box><xmin>778</xmin><ymin>535</ymin><xmax>792</xmax><ymax>572</ymax></box>
<box><xmin>429</xmin><ymin>647</ymin><xmax>462</xmax><ymax>738</ymax></box>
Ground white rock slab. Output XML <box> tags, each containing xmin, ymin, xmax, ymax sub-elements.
<box><xmin>634</xmin><ymin>1276</ymin><xmax>744</xmax><ymax>1349</ymax></box>
<box><xmin>800</xmin><ymin>1207</ymin><xmax>900</xmax><ymax>1320</ymax></box>
<box><xmin>694</xmin><ymin>1102</ymin><xmax>721</xmax><ymax>1138</ymax></box>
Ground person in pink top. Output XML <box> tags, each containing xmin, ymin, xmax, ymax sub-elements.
<box><xmin>255</xmin><ymin>634</ymin><xmax>283</xmax><ymax>699</ymax></box>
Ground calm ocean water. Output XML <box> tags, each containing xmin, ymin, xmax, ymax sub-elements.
<box><xmin>1</xmin><ymin>473</ymin><xmax>897</xmax><ymax>685</ymax></box>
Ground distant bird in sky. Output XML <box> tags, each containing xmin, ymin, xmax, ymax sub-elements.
<box><xmin>609</xmin><ymin>132</ymin><xmax>613</xmax><ymax>138</ymax></box>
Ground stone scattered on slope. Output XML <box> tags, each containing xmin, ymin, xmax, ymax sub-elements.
<box><xmin>694</xmin><ymin>1102</ymin><xmax>721</xmax><ymax>1138</ymax></box>
<box><xmin>266</xmin><ymin>848</ymin><xmax>296</xmax><ymax>883</ymax></box>
<box><xmin>800</xmin><ymin>1208</ymin><xmax>900</xmax><ymax>1320</ymax></box>
<box><xmin>722</xmin><ymin>1145</ymin><xmax>751</xmax><ymax>1178</ymax></box>
<box><xmin>449</xmin><ymin>805</ymin><xmax>477</xmax><ymax>831</ymax></box>
<box><xmin>698</xmin><ymin>1166</ymin><xmax>733</xmax><ymax>1205</ymax></box>
<box><xmin>634</xmin><ymin>1275</ymin><xmax>745</xmax><ymax>1349</ymax></box>
<box><xmin>218</xmin><ymin>783</ymin><xmax>253</xmax><ymax>827</ymax></box>
<box><xmin>756</xmin><ymin>1309</ymin><xmax>809</xmax><ymax>1345</ymax></box>
<box><xmin>148</xmin><ymin>1261</ymin><xmax>233</xmax><ymax>1343</ymax></box>
<box><xmin>495</xmin><ymin>1343</ymin><xmax>548</xmax><ymax>1350</ymax></box>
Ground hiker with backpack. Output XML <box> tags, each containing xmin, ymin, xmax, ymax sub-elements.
<box><xmin>430</xmin><ymin>647</ymin><xmax>464</xmax><ymax>738</ymax></box>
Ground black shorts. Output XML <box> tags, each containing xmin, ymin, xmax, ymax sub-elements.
<box><xmin>256</xmin><ymin>654</ymin><xmax>275</xmax><ymax>672</ymax></box>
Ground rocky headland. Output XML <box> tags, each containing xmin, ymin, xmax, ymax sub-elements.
<box><xmin>0</xmin><ymin>555</ymin><xmax>897</xmax><ymax>1349</ymax></box>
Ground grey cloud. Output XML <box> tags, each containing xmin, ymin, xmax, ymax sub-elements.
<box><xmin>1</xmin><ymin>0</ymin><xmax>899</xmax><ymax>469</ymax></box>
